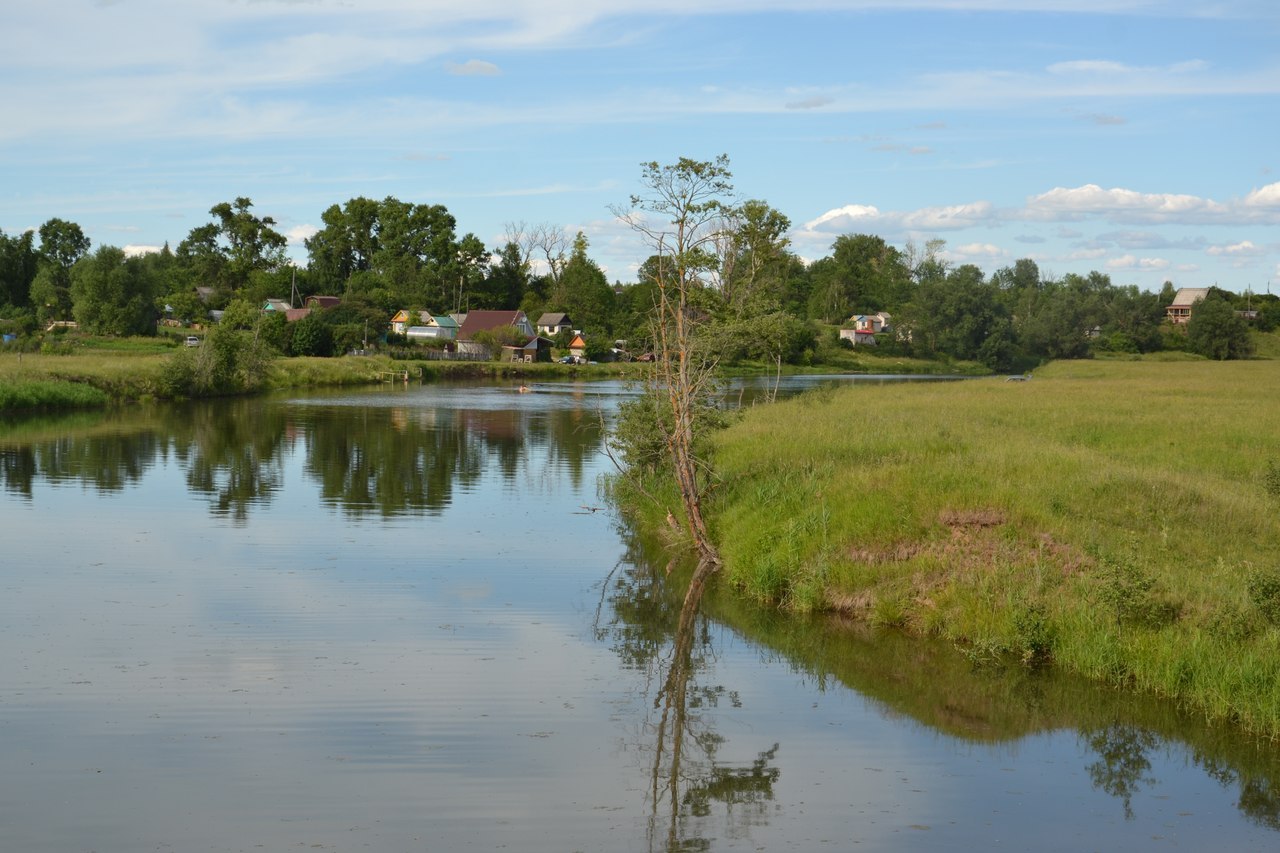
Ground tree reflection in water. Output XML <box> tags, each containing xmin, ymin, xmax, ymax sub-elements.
<box><xmin>598</xmin><ymin>545</ymin><xmax>780</xmax><ymax>851</ymax></box>
<box><xmin>0</xmin><ymin>392</ymin><xmax>608</xmax><ymax>520</ymax></box>
<box><xmin>1084</xmin><ymin>723</ymin><xmax>1157</xmax><ymax>820</ymax></box>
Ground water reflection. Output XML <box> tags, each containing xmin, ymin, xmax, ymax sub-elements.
<box><xmin>0</xmin><ymin>388</ymin><xmax>607</xmax><ymax>521</ymax></box>
<box><xmin>704</xmin><ymin>590</ymin><xmax>1280</xmax><ymax>832</ymax></box>
<box><xmin>599</xmin><ymin>541</ymin><xmax>781</xmax><ymax>851</ymax></box>
<box><xmin>1084</xmin><ymin>723</ymin><xmax>1157</xmax><ymax>820</ymax></box>
<box><xmin>3</xmin><ymin>379</ymin><xmax>1280</xmax><ymax>849</ymax></box>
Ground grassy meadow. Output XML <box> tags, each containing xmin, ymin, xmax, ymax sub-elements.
<box><xmin>708</xmin><ymin>359</ymin><xmax>1280</xmax><ymax>736</ymax></box>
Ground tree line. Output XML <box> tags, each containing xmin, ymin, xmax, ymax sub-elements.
<box><xmin>2</xmin><ymin>182</ymin><xmax>1275</xmax><ymax>367</ymax></box>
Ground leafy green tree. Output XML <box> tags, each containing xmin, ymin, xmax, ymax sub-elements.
<box><xmin>1255</xmin><ymin>297</ymin><xmax>1280</xmax><ymax>333</ymax></box>
<box><xmin>70</xmin><ymin>246</ymin><xmax>162</xmax><ymax>336</ymax></box>
<box><xmin>477</xmin><ymin>242</ymin><xmax>529</xmax><ymax>310</ymax></box>
<box><xmin>558</xmin><ymin>232</ymin><xmax>615</xmax><ymax>336</ymax></box>
<box><xmin>371</xmin><ymin>198</ymin><xmax>458</xmax><ymax>306</ymax></box>
<box><xmin>161</xmin><ymin>321</ymin><xmax>274</xmax><ymax>396</ymax></box>
<box><xmin>612</xmin><ymin>278</ymin><xmax>661</xmax><ymax>352</ymax></box>
<box><xmin>217</xmin><ymin>297</ymin><xmax>262</xmax><ymax>331</ymax></box>
<box><xmin>902</xmin><ymin>263</ymin><xmax>1014</xmax><ymax>370</ymax></box>
<box><xmin>175</xmin><ymin>198</ymin><xmax>286</xmax><ymax>303</ymax></box>
<box><xmin>1017</xmin><ymin>273</ymin><xmax>1110</xmax><ymax>360</ymax></box>
<box><xmin>174</xmin><ymin>223</ymin><xmax>233</xmax><ymax>299</ymax></box>
<box><xmin>1101</xmin><ymin>285</ymin><xmax>1165</xmax><ymax>353</ymax></box>
<box><xmin>289</xmin><ymin>311</ymin><xmax>335</xmax><ymax>357</ymax></box>
<box><xmin>702</xmin><ymin>310</ymin><xmax>814</xmax><ymax>365</ymax></box>
<box><xmin>1188</xmin><ymin>293</ymin><xmax>1254</xmax><ymax>360</ymax></box>
<box><xmin>209</xmin><ymin>197</ymin><xmax>288</xmax><ymax>282</ymax></box>
<box><xmin>39</xmin><ymin>218</ymin><xmax>91</xmax><ymax>271</ymax></box>
<box><xmin>448</xmin><ymin>233</ymin><xmax>490</xmax><ymax>311</ymax></box>
<box><xmin>30</xmin><ymin>218</ymin><xmax>91</xmax><ymax>323</ymax></box>
<box><xmin>719</xmin><ymin>199</ymin><xmax>792</xmax><ymax>315</ymax></box>
<box><xmin>30</xmin><ymin>266</ymin><xmax>73</xmax><ymax>324</ymax></box>
<box><xmin>305</xmin><ymin>196</ymin><xmax>382</xmax><ymax>292</ymax></box>
<box><xmin>807</xmin><ymin>234</ymin><xmax>911</xmax><ymax>322</ymax></box>
<box><xmin>0</xmin><ymin>228</ymin><xmax>39</xmax><ymax>309</ymax></box>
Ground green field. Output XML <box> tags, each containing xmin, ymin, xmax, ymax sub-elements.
<box><xmin>705</xmin><ymin>359</ymin><xmax>1280</xmax><ymax>736</ymax></box>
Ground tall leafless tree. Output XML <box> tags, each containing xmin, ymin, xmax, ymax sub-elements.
<box><xmin>614</xmin><ymin>156</ymin><xmax>737</xmax><ymax>574</ymax></box>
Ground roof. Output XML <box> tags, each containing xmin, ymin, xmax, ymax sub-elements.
<box><xmin>432</xmin><ymin>315</ymin><xmax>459</xmax><ymax>329</ymax></box>
<box><xmin>457</xmin><ymin>310</ymin><xmax>529</xmax><ymax>340</ymax></box>
<box><xmin>1170</xmin><ymin>288</ymin><xmax>1210</xmax><ymax>307</ymax></box>
<box><xmin>568</xmin><ymin>334</ymin><xmax>587</xmax><ymax>348</ymax></box>
<box><xmin>306</xmin><ymin>295</ymin><xmax>341</xmax><ymax>308</ymax></box>
<box><xmin>536</xmin><ymin>312</ymin><xmax>572</xmax><ymax>326</ymax></box>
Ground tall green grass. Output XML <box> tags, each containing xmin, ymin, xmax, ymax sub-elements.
<box><xmin>708</xmin><ymin>360</ymin><xmax>1280</xmax><ymax>736</ymax></box>
<box><xmin>0</xmin><ymin>379</ymin><xmax>109</xmax><ymax>411</ymax></box>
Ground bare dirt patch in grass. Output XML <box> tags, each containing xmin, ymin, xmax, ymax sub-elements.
<box><xmin>833</xmin><ymin>507</ymin><xmax>1092</xmax><ymax>617</ymax></box>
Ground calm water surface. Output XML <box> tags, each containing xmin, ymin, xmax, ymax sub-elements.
<box><xmin>2</xmin><ymin>378</ymin><xmax>1278</xmax><ymax>851</ymax></box>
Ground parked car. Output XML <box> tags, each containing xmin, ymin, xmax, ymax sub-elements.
<box><xmin>184</xmin><ymin>336</ymin><xmax>201</xmax><ymax>347</ymax></box>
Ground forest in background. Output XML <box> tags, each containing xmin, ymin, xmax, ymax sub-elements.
<box><xmin>2</xmin><ymin>177</ymin><xmax>1275</xmax><ymax>369</ymax></box>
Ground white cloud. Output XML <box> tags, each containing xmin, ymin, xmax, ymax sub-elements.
<box><xmin>947</xmin><ymin>242</ymin><xmax>1006</xmax><ymax>261</ymax></box>
<box><xmin>802</xmin><ymin>200</ymin><xmax>994</xmax><ymax>235</ymax></box>
<box><xmin>1244</xmin><ymin>182</ymin><xmax>1280</xmax><ymax>208</ymax></box>
<box><xmin>1106</xmin><ymin>254</ymin><xmax>1171</xmax><ymax>271</ymax></box>
<box><xmin>803</xmin><ymin>204</ymin><xmax>883</xmax><ymax>232</ymax></box>
<box><xmin>287</xmin><ymin>224</ymin><xmax>318</xmax><ymax>244</ymax></box>
<box><xmin>901</xmin><ymin>201</ymin><xmax>995</xmax><ymax>230</ymax></box>
<box><xmin>445</xmin><ymin>59</ymin><xmax>501</xmax><ymax>77</ymax></box>
<box><xmin>1048</xmin><ymin>59</ymin><xmax>1132</xmax><ymax>75</ymax></box>
<box><xmin>1206</xmin><ymin>240</ymin><xmax>1264</xmax><ymax>256</ymax></box>
<box><xmin>123</xmin><ymin>244</ymin><xmax>162</xmax><ymax>257</ymax></box>
<box><xmin>1024</xmin><ymin>184</ymin><xmax>1238</xmax><ymax>223</ymax></box>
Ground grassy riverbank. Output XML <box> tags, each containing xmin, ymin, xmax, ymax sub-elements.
<box><xmin>637</xmin><ymin>358</ymin><xmax>1280</xmax><ymax>736</ymax></box>
<box><xmin>0</xmin><ymin>348</ymin><xmax>645</xmax><ymax>411</ymax></box>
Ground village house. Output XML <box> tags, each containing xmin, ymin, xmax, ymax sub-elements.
<box><xmin>391</xmin><ymin>311</ymin><xmax>459</xmax><ymax>339</ymax></box>
<box><xmin>504</xmin><ymin>336</ymin><xmax>554</xmax><ymax>363</ymax></box>
<box><xmin>1166</xmin><ymin>288</ymin><xmax>1209</xmax><ymax>324</ymax></box>
<box><xmin>456</xmin><ymin>310</ymin><xmax>534</xmax><ymax>341</ymax></box>
<box><xmin>848</xmin><ymin>311</ymin><xmax>892</xmax><ymax>333</ymax></box>
<box><xmin>838</xmin><ymin>328</ymin><xmax>878</xmax><ymax>346</ymax></box>
<box><xmin>535</xmin><ymin>312</ymin><xmax>574</xmax><ymax>337</ymax></box>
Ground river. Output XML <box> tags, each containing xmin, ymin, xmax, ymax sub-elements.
<box><xmin>1</xmin><ymin>378</ymin><xmax>1278</xmax><ymax>851</ymax></box>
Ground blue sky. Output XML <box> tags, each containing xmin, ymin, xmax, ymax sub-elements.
<box><xmin>3</xmin><ymin>0</ymin><xmax>1278</xmax><ymax>294</ymax></box>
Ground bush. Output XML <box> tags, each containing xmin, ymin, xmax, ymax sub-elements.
<box><xmin>289</xmin><ymin>313</ymin><xmax>334</xmax><ymax>357</ymax></box>
<box><xmin>1187</xmin><ymin>295</ymin><xmax>1254</xmax><ymax>360</ymax></box>
<box><xmin>1097</xmin><ymin>553</ymin><xmax>1179</xmax><ymax>629</ymax></box>
<box><xmin>1263</xmin><ymin>459</ymin><xmax>1280</xmax><ymax>499</ymax></box>
<box><xmin>1247</xmin><ymin>566</ymin><xmax>1280</xmax><ymax>625</ymax></box>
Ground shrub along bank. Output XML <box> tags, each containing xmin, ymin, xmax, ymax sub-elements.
<box><xmin>620</xmin><ymin>359</ymin><xmax>1280</xmax><ymax>737</ymax></box>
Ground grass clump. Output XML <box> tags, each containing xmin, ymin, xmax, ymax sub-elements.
<box><xmin>0</xmin><ymin>379</ymin><xmax>108</xmax><ymax>411</ymax></box>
